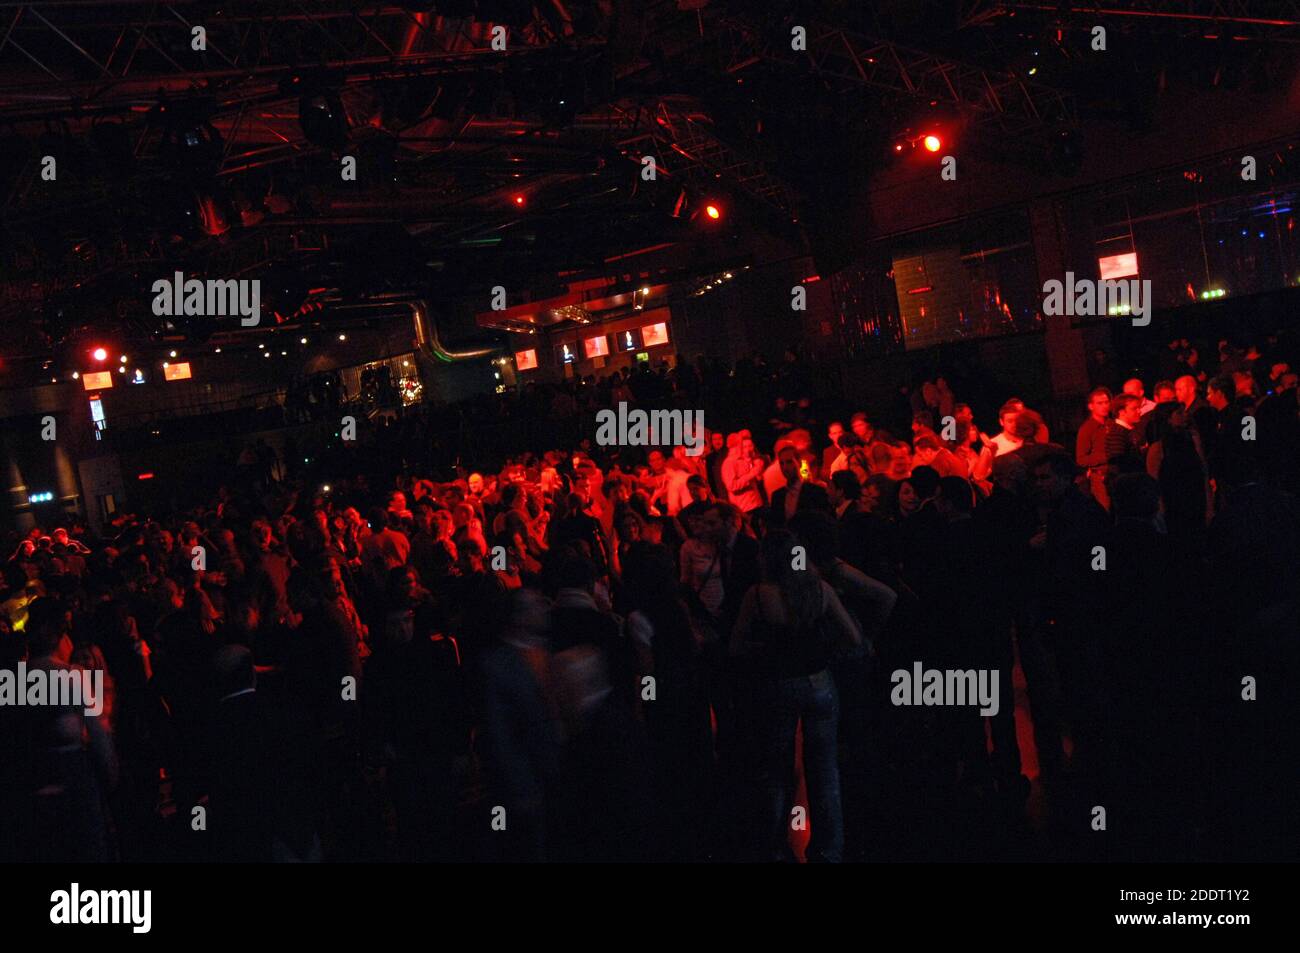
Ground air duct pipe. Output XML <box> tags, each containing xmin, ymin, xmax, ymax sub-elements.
<box><xmin>410</xmin><ymin>299</ymin><xmax>500</xmax><ymax>362</ymax></box>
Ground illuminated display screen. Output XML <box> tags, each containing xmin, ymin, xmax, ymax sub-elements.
<box><xmin>164</xmin><ymin>362</ymin><xmax>193</xmax><ymax>381</ymax></box>
<box><xmin>642</xmin><ymin>322</ymin><xmax>670</xmax><ymax>347</ymax></box>
<box><xmin>1098</xmin><ymin>252</ymin><xmax>1139</xmax><ymax>280</ymax></box>
<box><xmin>82</xmin><ymin>371</ymin><xmax>114</xmax><ymax>390</ymax></box>
<box><xmin>583</xmin><ymin>335</ymin><xmax>610</xmax><ymax>359</ymax></box>
<box><xmin>616</xmin><ymin>328</ymin><xmax>642</xmax><ymax>352</ymax></box>
<box><xmin>514</xmin><ymin>349</ymin><xmax>538</xmax><ymax>370</ymax></box>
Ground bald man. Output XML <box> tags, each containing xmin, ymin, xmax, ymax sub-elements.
<box><xmin>1174</xmin><ymin>375</ymin><xmax>1201</xmax><ymax>412</ymax></box>
<box><xmin>1121</xmin><ymin>378</ymin><xmax>1157</xmax><ymax>416</ymax></box>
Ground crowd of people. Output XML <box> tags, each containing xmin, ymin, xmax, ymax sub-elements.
<box><xmin>2</xmin><ymin>331</ymin><xmax>1297</xmax><ymax>863</ymax></box>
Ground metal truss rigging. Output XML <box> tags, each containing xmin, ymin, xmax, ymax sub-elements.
<box><xmin>713</xmin><ymin>16</ymin><xmax>1077</xmax><ymax>136</ymax></box>
<box><xmin>962</xmin><ymin>1</ymin><xmax>1300</xmax><ymax>39</ymax></box>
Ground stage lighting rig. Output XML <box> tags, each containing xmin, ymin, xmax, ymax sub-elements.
<box><xmin>299</xmin><ymin>90</ymin><xmax>351</xmax><ymax>151</ymax></box>
<box><xmin>151</xmin><ymin>99</ymin><xmax>224</xmax><ymax>175</ymax></box>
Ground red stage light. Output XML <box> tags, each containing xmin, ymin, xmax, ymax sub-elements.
<box><xmin>92</xmin><ymin>347</ymin><xmax>108</xmax><ymax>362</ymax></box>
<box><xmin>894</xmin><ymin>143</ymin><xmax>904</xmax><ymax>153</ymax></box>
<box><xmin>705</xmin><ymin>204</ymin><xmax>721</xmax><ymax>220</ymax></box>
<box><xmin>923</xmin><ymin>135</ymin><xmax>942</xmax><ymax>153</ymax></box>
<box><xmin>513</xmin><ymin>194</ymin><xmax>525</xmax><ymax>207</ymax></box>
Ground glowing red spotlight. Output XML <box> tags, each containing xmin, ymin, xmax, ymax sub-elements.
<box><xmin>705</xmin><ymin>204</ymin><xmax>721</xmax><ymax>220</ymax></box>
<box><xmin>923</xmin><ymin>135</ymin><xmax>942</xmax><ymax>153</ymax></box>
<box><xmin>92</xmin><ymin>347</ymin><xmax>108</xmax><ymax>362</ymax></box>
<box><xmin>894</xmin><ymin>143</ymin><xmax>904</xmax><ymax>153</ymax></box>
<box><xmin>512</xmin><ymin>194</ymin><xmax>525</xmax><ymax>207</ymax></box>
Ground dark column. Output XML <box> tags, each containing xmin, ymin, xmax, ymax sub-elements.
<box><xmin>1030</xmin><ymin>199</ymin><xmax>1091</xmax><ymax>400</ymax></box>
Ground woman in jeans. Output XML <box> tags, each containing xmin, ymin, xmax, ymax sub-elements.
<box><xmin>730</xmin><ymin>530</ymin><xmax>861</xmax><ymax>862</ymax></box>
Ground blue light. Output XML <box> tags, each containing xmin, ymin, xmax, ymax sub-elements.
<box><xmin>1259</xmin><ymin>232</ymin><xmax>1266</xmax><ymax>239</ymax></box>
<box><xmin>28</xmin><ymin>491</ymin><xmax>54</xmax><ymax>504</ymax></box>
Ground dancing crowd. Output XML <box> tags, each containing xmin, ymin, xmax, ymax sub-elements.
<box><xmin>2</xmin><ymin>333</ymin><xmax>1297</xmax><ymax>863</ymax></box>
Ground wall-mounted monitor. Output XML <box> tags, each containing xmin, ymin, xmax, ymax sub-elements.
<box><xmin>642</xmin><ymin>322</ymin><xmax>670</xmax><ymax>347</ymax></box>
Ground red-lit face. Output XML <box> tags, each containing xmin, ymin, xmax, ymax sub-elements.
<box><xmin>779</xmin><ymin>451</ymin><xmax>800</xmax><ymax>484</ymax></box>
<box><xmin>414</xmin><ymin>507</ymin><xmax>433</xmax><ymax>533</ymax></box>
<box><xmin>888</xmin><ymin>446</ymin><xmax>912</xmax><ymax>479</ymax></box>
<box><xmin>699</xmin><ymin>509</ymin><xmax>726</xmax><ymax>542</ymax></box>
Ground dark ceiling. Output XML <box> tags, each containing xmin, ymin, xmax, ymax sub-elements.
<box><xmin>1</xmin><ymin>0</ymin><xmax>1297</xmax><ymax>378</ymax></box>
